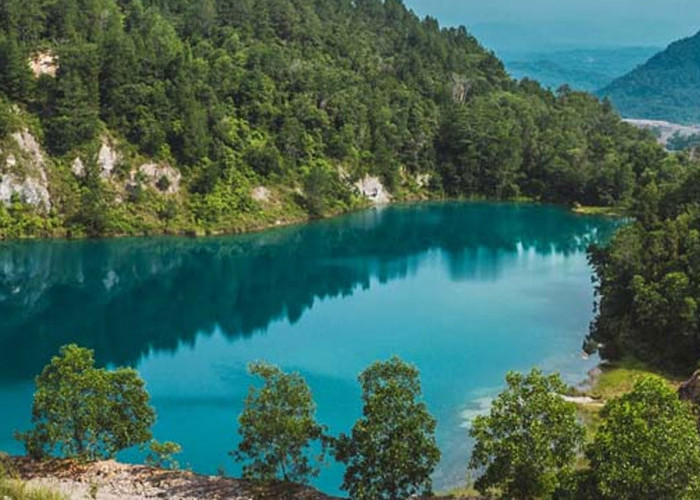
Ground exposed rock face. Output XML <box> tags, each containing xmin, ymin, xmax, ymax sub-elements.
<box><xmin>29</xmin><ymin>51</ymin><xmax>58</xmax><ymax>78</ymax></box>
<box><xmin>0</xmin><ymin>130</ymin><xmax>51</xmax><ymax>210</ymax></box>
<box><xmin>679</xmin><ymin>370</ymin><xmax>700</xmax><ymax>405</ymax></box>
<box><xmin>71</xmin><ymin>157</ymin><xmax>85</xmax><ymax>177</ymax></box>
<box><xmin>416</xmin><ymin>173</ymin><xmax>431</xmax><ymax>189</ymax></box>
<box><xmin>138</xmin><ymin>162</ymin><xmax>181</xmax><ymax>194</ymax></box>
<box><xmin>251</xmin><ymin>186</ymin><xmax>271</xmax><ymax>203</ymax></box>
<box><xmin>355</xmin><ymin>175</ymin><xmax>391</xmax><ymax>204</ymax></box>
<box><xmin>98</xmin><ymin>139</ymin><xmax>120</xmax><ymax>179</ymax></box>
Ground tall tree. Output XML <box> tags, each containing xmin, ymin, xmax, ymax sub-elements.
<box><xmin>335</xmin><ymin>357</ymin><xmax>440</xmax><ymax>500</ymax></box>
<box><xmin>469</xmin><ymin>369</ymin><xmax>585</xmax><ymax>499</ymax></box>
<box><xmin>232</xmin><ymin>361</ymin><xmax>327</xmax><ymax>484</ymax></box>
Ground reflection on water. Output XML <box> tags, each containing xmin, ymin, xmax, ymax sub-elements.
<box><xmin>0</xmin><ymin>202</ymin><xmax>619</xmax><ymax>494</ymax></box>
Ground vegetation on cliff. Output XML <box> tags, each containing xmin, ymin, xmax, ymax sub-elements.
<box><xmin>0</xmin><ymin>0</ymin><xmax>664</xmax><ymax>238</ymax></box>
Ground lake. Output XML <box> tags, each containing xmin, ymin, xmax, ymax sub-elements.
<box><xmin>0</xmin><ymin>202</ymin><xmax>619</xmax><ymax>495</ymax></box>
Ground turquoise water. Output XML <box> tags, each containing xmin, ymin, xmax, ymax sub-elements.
<box><xmin>0</xmin><ymin>202</ymin><xmax>618</xmax><ymax>495</ymax></box>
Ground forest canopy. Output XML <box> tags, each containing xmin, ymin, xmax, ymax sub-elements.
<box><xmin>0</xmin><ymin>0</ymin><xmax>664</xmax><ymax>237</ymax></box>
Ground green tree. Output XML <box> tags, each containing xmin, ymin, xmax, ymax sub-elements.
<box><xmin>335</xmin><ymin>357</ymin><xmax>440</xmax><ymax>500</ymax></box>
<box><xmin>584</xmin><ymin>376</ymin><xmax>700</xmax><ymax>499</ymax></box>
<box><xmin>17</xmin><ymin>344</ymin><xmax>155</xmax><ymax>461</ymax></box>
<box><xmin>232</xmin><ymin>361</ymin><xmax>327</xmax><ymax>484</ymax></box>
<box><xmin>469</xmin><ymin>369</ymin><xmax>584</xmax><ymax>499</ymax></box>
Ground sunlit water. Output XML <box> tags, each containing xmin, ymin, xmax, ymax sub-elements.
<box><xmin>0</xmin><ymin>202</ymin><xmax>619</xmax><ymax>495</ymax></box>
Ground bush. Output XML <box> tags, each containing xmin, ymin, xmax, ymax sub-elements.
<box><xmin>145</xmin><ymin>440</ymin><xmax>182</xmax><ymax>470</ymax></box>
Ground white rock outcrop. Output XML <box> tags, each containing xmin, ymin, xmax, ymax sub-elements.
<box><xmin>71</xmin><ymin>157</ymin><xmax>85</xmax><ymax>177</ymax></box>
<box><xmin>251</xmin><ymin>186</ymin><xmax>271</xmax><ymax>203</ymax></box>
<box><xmin>29</xmin><ymin>51</ymin><xmax>58</xmax><ymax>78</ymax></box>
<box><xmin>138</xmin><ymin>162</ymin><xmax>181</xmax><ymax>194</ymax></box>
<box><xmin>355</xmin><ymin>175</ymin><xmax>391</xmax><ymax>204</ymax></box>
<box><xmin>98</xmin><ymin>139</ymin><xmax>120</xmax><ymax>179</ymax></box>
<box><xmin>0</xmin><ymin>130</ymin><xmax>51</xmax><ymax>210</ymax></box>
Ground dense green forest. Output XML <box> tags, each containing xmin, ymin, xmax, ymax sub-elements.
<box><xmin>587</xmin><ymin>152</ymin><xmax>700</xmax><ymax>372</ymax></box>
<box><xmin>600</xmin><ymin>30</ymin><xmax>700</xmax><ymax>124</ymax></box>
<box><xmin>0</xmin><ymin>0</ymin><xmax>664</xmax><ymax>238</ymax></box>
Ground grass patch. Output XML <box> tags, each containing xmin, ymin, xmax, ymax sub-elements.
<box><xmin>0</xmin><ymin>478</ymin><xmax>67</xmax><ymax>500</ymax></box>
<box><xmin>571</xmin><ymin>205</ymin><xmax>628</xmax><ymax>217</ymax></box>
<box><xmin>0</xmin><ymin>456</ymin><xmax>66</xmax><ymax>500</ymax></box>
<box><xmin>589</xmin><ymin>358</ymin><xmax>680</xmax><ymax>400</ymax></box>
<box><xmin>574</xmin><ymin>358</ymin><xmax>682</xmax><ymax>438</ymax></box>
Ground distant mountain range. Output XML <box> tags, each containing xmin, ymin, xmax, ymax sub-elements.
<box><xmin>600</xmin><ymin>31</ymin><xmax>700</xmax><ymax>124</ymax></box>
<box><xmin>503</xmin><ymin>47</ymin><xmax>659</xmax><ymax>92</ymax></box>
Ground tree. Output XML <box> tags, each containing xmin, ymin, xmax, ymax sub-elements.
<box><xmin>232</xmin><ymin>361</ymin><xmax>327</xmax><ymax>484</ymax></box>
<box><xmin>469</xmin><ymin>369</ymin><xmax>585</xmax><ymax>499</ymax></box>
<box><xmin>584</xmin><ymin>376</ymin><xmax>700</xmax><ymax>499</ymax></box>
<box><xmin>335</xmin><ymin>357</ymin><xmax>440</xmax><ymax>500</ymax></box>
<box><xmin>17</xmin><ymin>344</ymin><xmax>155</xmax><ymax>461</ymax></box>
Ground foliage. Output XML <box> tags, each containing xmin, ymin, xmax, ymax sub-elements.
<box><xmin>583</xmin><ymin>376</ymin><xmax>700</xmax><ymax>499</ymax></box>
<box><xmin>587</xmin><ymin>159</ymin><xmax>700</xmax><ymax>372</ymax></box>
<box><xmin>0</xmin><ymin>0</ymin><xmax>668</xmax><ymax>237</ymax></box>
<box><xmin>232</xmin><ymin>361</ymin><xmax>327</xmax><ymax>484</ymax></box>
<box><xmin>145</xmin><ymin>440</ymin><xmax>182</xmax><ymax>470</ymax></box>
<box><xmin>335</xmin><ymin>357</ymin><xmax>440</xmax><ymax>500</ymax></box>
<box><xmin>600</xmin><ymin>31</ymin><xmax>700</xmax><ymax>124</ymax></box>
<box><xmin>17</xmin><ymin>344</ymin><xmax>155</xmax><ymax>461</ymax></box>
<box><xmin>469</xmin><ymin>369</ymin><xmax>585</xmax><ymax>499</ymax></box>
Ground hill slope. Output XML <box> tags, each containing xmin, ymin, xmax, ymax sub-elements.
<box><xmin>601</xmin><ymin>31</ymin><xmax>700</xmax><ymax>124</ymax></box>
<box><xmin>0</xmin><ymin>0</ymin><xmax>664</xmax><ymax>238</ymax></box>
<box><xmin>505</xmin><ymin>47</ymin><xmax>659</xmax><ymax>92</ymax></box>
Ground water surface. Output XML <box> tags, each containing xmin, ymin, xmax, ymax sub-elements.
<box><xmin>0</xmin><ymin>202</ymin><xmax>619</xmax><ymax>494</ymax></box>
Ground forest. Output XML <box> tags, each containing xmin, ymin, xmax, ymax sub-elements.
<box><xmin>0</xmin><ymin>0</ymin><xmax>665</xmax><ymax>237</ymax></box>
<box><xmin>600</xmin><ymin>30</ymin><xmax>700</xmax><ymax>124</ymax></box>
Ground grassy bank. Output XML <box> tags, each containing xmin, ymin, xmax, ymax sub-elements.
<box><xmin>574</xmin><ymin>358</ymin><xmax>682</xmax><ymax>437</ymax></box>
<box><xmin>571</xmin><ymin>205</ymin><xmax>629</xmax><ymax>217</ymax></box>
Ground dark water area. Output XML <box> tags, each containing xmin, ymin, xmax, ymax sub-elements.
<box><xmin>0</xmin><ymin>202</ymin><xmax>620</xmax><ymax>495</ymax></box>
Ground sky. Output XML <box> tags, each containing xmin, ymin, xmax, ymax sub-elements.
<box><xmin>404</xmin><ymin>0</ymin><xmax>700</xmax><ymax>54</ymax></box>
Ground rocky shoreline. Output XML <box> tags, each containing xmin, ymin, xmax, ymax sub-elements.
<box><xmin>2</xmin><ymin>457</ymin><xmax>340</xmax><ymax>500</ymax></box>
<box><xmin>2</xmin><ymin>456</ymin><xmax>483</xmax><ymax>500</ymax></box>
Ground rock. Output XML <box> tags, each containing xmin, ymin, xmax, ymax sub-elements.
<box><xmin>29</xmin><ymin>50</ymin><xmax>58</xmax><ymax>78</ymax></box>
<box><xmin>251</xmin><ymin>186</ymin><xmax>271</xmax><ymax>203</ymax></box>
<box><xmin>355</xmin><ymin>175</ymin><xmax>391</xmax><ymax>204</ymax></box>
<box><xmin>0</xmin><ymin>173</ymin><xmax>51</xmax><ymax>210</ymax></box>
<box><xmin>416</xmin><ymin>173</ymin><xmax>431</xmax><ymax>189</ymax></box>
<box><xmin>679</xmin><ymin>370</ymin><xmax>700</xmax><ymax>405</ymax></box>
<box><xmin>0</xmin><ymin>130</ymin><xmax>52</xmax><ymax>210</ymax></box>
<box><xmin>137</xmin><ymin>163</ymin><xmax>181</xmax><ymax>194</ymax></box>
<box><xmin>98</xmin><ymin>139</ymin><xmax>120</xmax><ymax>179</ymax></box>
<box><xmin>71</xmin><ymin>157</ymin><xmax>85</xmax><ymax>177</ymax></box>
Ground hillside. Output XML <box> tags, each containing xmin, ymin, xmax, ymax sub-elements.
<box><xmin>505</xmin><ymin>47</ymin><xmax>659</xmax><ymax>92</ymax></box>
<box><xmin>0</xmin><ymin>0</ymin><xmax>663</xmax><ymax>239</ymax></box>
<box><xmin>601</xmin><ymin>30</ymin><xmax>700</xmax><ymax>124</ymax></box>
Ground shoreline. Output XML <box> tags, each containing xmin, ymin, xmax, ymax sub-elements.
<box><xmin>0</xmin><ymin>197</ymin><xmax>616</xmax><ymax>244</ymax></box>
<box><xmin>1</xmin><ymin>456</ymin><xmax>482</xmax><ymax>500</ymax></box>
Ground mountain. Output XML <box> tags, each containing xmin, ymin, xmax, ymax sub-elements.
<box><xmin>601</xmin><ymin>31</ymin><xmax>700</xmax><ymax>124</ymax></box>
<box><xmin>503</xmin><ymin>47</ymin><xmax>660</xmax><ymax>92</ymax></box>
<box><xmin>0</xmin><ymin>0</ymin><xmax>663</xmax><ymax>239</ymax></box>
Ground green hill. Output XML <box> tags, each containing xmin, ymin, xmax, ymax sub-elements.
<box><xmin>0</xmin><ymin>0</ymin><xmax>663</xmax><ymax>238</ymax></box>
<box><xmin>600</xmin><ymin>31</ymin><xmax>700</xmax><ymax>124</ymax></box>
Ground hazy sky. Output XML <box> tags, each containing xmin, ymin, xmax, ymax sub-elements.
<box><xmin>404</xmin><ymin>0</ymin><xmax>700</xmax><ymax>53</ymax></box>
